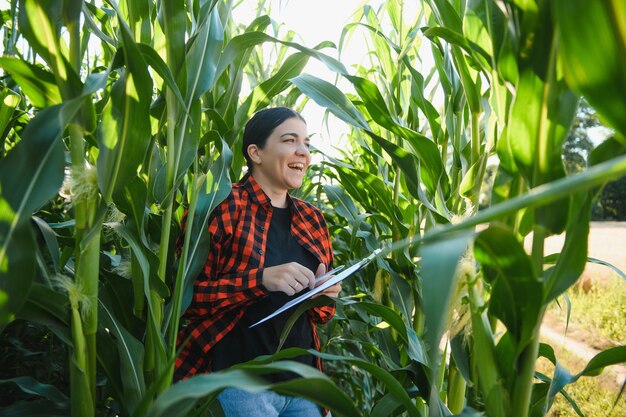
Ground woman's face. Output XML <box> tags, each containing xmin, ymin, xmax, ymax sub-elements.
<box><xmin>248</xmin><ymin>117</ymin><xmax>311</xmax><ymax>192</ymax></box>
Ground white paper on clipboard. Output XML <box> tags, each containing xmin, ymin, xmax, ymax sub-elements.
<box><xmin>249</xmin><ymin>248</ymin><xmax>383</xmax><ymax>328</ymax></box>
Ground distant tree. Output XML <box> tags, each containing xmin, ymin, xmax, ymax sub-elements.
<box><xmin>563</xmin><ymin>99</ymin><xmax>626</xmax><ymax>220</ymax></box>
<box><xmin>592</xmin><ymin>179</ymin><xmax>626</xmax><ymax>220</ymax></box>
<box><xmin>562</xmin><ymin>99</ymin><xmax>598</xmax><ymax>174</ymax></box>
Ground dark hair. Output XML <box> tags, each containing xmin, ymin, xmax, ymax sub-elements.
<box><xmin>240</xmin><ymin>107</ymin><xmax>306</xmax><ymax>180</ymax></box>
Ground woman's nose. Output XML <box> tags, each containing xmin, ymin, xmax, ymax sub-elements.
<box><xmin>295</xmin><ymin>141</ymin><xmax>310</xmax><ymax>156</ymax></box>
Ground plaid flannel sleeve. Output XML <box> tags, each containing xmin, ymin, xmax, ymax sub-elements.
<box><xmin>185</xmin><ymin>196</ymin><xmax>269</xmax><ymax>319</ymax></box>
<box><xmin>308</xmin><ymin>210</ymin><xmax>336</xmax><ymax>324</ymax></box>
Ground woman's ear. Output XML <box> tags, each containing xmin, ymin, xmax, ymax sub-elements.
<box><xmin>247</xmin><ymin>144</ymin><xmax>262</xmax><ymax>164</ymax></box>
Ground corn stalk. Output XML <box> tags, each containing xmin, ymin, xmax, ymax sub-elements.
<box><xmin>2</xmin><ymin>1</ymin><xmax>626</xmax><ymax>416</ymax></box>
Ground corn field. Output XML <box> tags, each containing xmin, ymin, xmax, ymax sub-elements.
<box><xmin>1</xmin><ymin>0</ymin><xmax>625</xmax><ymax>416</ymax></box>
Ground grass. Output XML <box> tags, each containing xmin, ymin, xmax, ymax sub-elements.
<box><xmin>539</xmin><ymin>273</ymin><xmax>626</xmax><ymax>416</ymax></box>
<box><xmin>548</xmin><ymin>273</ymin><xmax>626</xmax><ymax>347</ymax></box>
<box><xmin>548</xmin><ymin>378</ymin><xmax>625</xmax><ymax>417</ymax></box>
<box><xmin>536</xmin><ymin>348</ymin><xmax>626</xmax><ymax>417</ymax></box>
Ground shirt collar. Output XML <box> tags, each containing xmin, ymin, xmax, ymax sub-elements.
<box><xmin>243</xmin><ymin>174</ymin><xmax>299</xmax><ymax>212</ymax></box>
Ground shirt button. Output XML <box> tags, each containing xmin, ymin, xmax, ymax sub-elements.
<box><xmin>258</xmin><ymin>249</ymin><xmax>263</xmax><ymax>255</ymax></box>
<box><xmin>260</xmin><ymin>227</ymin><xmax>265</xmax><ymax>232</ymax></box>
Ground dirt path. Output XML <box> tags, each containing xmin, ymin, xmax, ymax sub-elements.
<box><xmin>540</xmin><ymin>317</ymin><xmax>626</xmax><ymax>387</ymax></box>
<box><xmin>543</xmin><ymin>221</ymin><xmax>626</xmax><ymax>285</ymax></box>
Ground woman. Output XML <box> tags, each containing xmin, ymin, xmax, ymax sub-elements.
<box><xmin>175</xmin><ymin>107</ymin><xmax>340</xmax><ymax>416</ymax></box>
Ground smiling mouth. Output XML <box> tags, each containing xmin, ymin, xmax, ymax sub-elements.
<box><xmin>287</xmin><ymin>163</ymin><xmax>305</xmax><ymax>172</ymax></box>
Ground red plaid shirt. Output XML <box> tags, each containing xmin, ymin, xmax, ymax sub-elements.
<box><xmin>175</xmin><ymin>175</ymin><xmax>335</xmax><ymax>380</ymax></box>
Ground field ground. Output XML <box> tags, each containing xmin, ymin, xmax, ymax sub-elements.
<box><xmin>534</xmin><ymin>222</ymin><xmax>626</xmax><ymax>416</ymax></box>
<box><xmin>542</xmin><ymin>222</ymin><xmax>626</xmax><ymax>285</ymax></box>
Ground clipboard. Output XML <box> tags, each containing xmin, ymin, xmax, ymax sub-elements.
<box><xmin>249</xmin><ymin>248</ymin><xmax>383</xmax><ymax>328</ymax></box>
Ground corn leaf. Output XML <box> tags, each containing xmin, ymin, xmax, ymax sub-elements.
<box><xmin>99</xmin><ymin>300</ymin><xmax>146</xmax><ymax>415</ymax></box>
<box><xmin>158</xmin><ymin>0</ymin><xmax>186</xmax><ymax>77</ymax></box>
<box><xmin>424</xmin><ymin>0</ymin><xmax>463</xmax><ymax>33</ymax></box>
<box><xmin>546</xmin><ymin>137</ymin><xmax>626</xmax><ymax>300</ymax></box>
<box><xmin>115</xmin><ymin>176</ymin><xmax>149</xmax><ymax>245</ymax></box>
<box><xmin>554</xmin><ymin>0</ymin><xmax>626</xmax><ymax>138</ymax></box>
<box><xmin>178</xmin><ymin>141</ymin><xmax>233</xmax><ymax>314</ymax></box>
<box><xmin>17</xmin><ymin>0</ymin><xmax>63</xmax><ymax>71</ymax></box>
<box><xmin>136</xmin><ymin>43</ymin><xmax>187</xmax><ymax>111</ymax></box>
<box><xmin>0</xmin><ymin>58</ymin><xmax>61</xmax><ymax>107</ymax></box>
<box><xmin>507</xmin><ymin>4</ymin><xmax>578</xmax><ymax>234</ymax></box>
<box><xmin>215</xmin><ymin>32</ymin><xmax>347</xmax><ymax>86</ymax></box>
<box><xmin>0</xmin><ymin>399</ymin><xmax>68</xmax><ymax>416</ymax></box>
<box><xmin>0</xmin><ymin>376</ymin><xmax>68</xmax><ymax>406</ymax></box>
<box><xmin>238</xmin><ymin>52</ymin><xmax>310</xmax><ymax>119</ymax></box>
<box><xmin>32</xmin><ymin>216</ymin><xmax>60</xmax><ymax>272</ymax></box>
<box><xmin>0</xmin><ymin>99</ymin><xmax>83</xmax><ymax>326</ymax></box>
<box><xmin>365</xmin><ymin>131</ymin><xmax>432</xmax><ymax>199</ymax></box>
<box><xmin>323</xmin><ymin>184</ymin><xmax>359</xmax><ymax>222</ymax></box>
<box><xmin>185</xmin><ymin>7</ymin><xmax>223</xmax><ymax>102</ymax></box>
<box><xmin>344</xmin><ymin>74</ymin><xmax>448</xmax><ymax>196</ymax></box>
<box><xmin>577</xmin><ymin>346</ymin><xmax>626</xmax><ymax>378</ymax></box>
<box><xmin>17</xmin><ymin>283</ymin><xmax>70</xmax><ymax>339</ymax></box>
<box><xmin>311</xmin><ymin>350</ymin><xmax>423</xmax><ymax>417</ymax></box>
<box><xmin>543</xmin><ymin>191</ymin><xmax>591</xmax><ymax>302</ymax></box>
<box><xmin>0</xmin><ymin>217</ymin><xmax>35</xmax><ymax>327</ymax></box>
<box><xmin>544</xmin><ymin>346</ymin><xmax>626</xmax><ymax>413</ymax></box>
<box><xmin>97</xmin><ymin>15</ymin><xmax>153</xmax><ymax>200</ymax></box>
<box><xmin>370</xmin><ymin>392</ymin><xmax>405</xmax><ymax>417</ymax></box>
<box><xmin>289</xmin><ymin>74</ymin><xmax>369</xmax><ymax>129</ymax></box>
<box><xmin>147</xmin><ymin>360</ymin><xmax>363</xmax><ymax>417</ymax></box>
<box><xmin>475</xmin><ymin>225</ymin><xmax>541</xmax><ymax>353</ymax></box>
<box><xmin>327</xmin><ymin>162</ymin><xmax>399</xmax><ymax>227</ymax></box>
<box><xmin>419</xmin><ymin>231</ymin><xmax>474</xmax><ymax>413</ymax></box>
<box><xmin>0</xmin><ymin>88</ymin><xmax>20</xmax><ymax>152</ymax></box>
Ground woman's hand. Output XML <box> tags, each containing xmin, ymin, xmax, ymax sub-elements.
<box><xmin>312</xmin><ymin>263</ymin><xmax>342</xmax><ymax>299</ymax></box>
<box><xmin>261</xmin><ymin>262</ymin><xmax>316</xmax><ymax>296</ymax></box>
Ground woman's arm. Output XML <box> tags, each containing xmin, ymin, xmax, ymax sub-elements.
<box><xmin>184</xmin><ymin>197</ymin><xmax>269</xmax><ymax>318</ymax></box>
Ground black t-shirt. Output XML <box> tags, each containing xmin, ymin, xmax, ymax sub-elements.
<box><xmin>210</xmin><ymin>206</ymin><xmax>319</xmax><ymax>381</ymax></box>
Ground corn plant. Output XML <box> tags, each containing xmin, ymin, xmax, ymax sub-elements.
<box><xmin>1</xmin><ymin>0</ymin><xmax>626</xmax><ymax>417</ymax></box>
<box><xmin>295</xmin><ymin>0</ymin><xmax>626</xmax><ymax>416</ymax></box>
<box><xmin>0</xmin><ymin>0</ymin><xmax>361</xmax><ymax>415</ymax></box>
